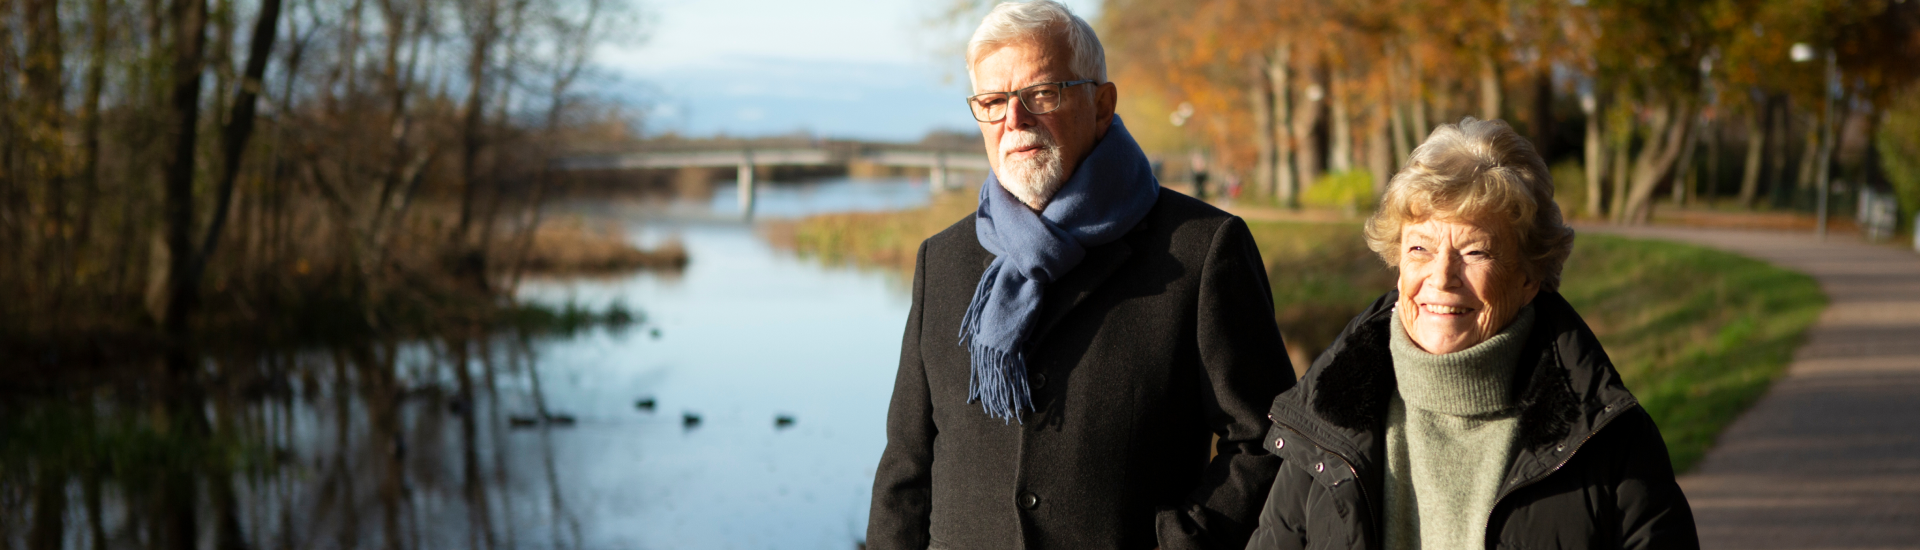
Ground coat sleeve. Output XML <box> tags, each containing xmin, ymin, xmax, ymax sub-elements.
<box><xmin>1243</xmin><ymin>464</ymin><xmax>1312</xmax><ymax>550</ymax></box>
<box><xmin>1613</xmin><ymin>407</ymin><xmax>1701</xmax><ymax>550</ymax></box>
<box><xmin>1156</xmin><ymin>216</ymin><xmax>1296</xmax><ymax>550</ymax></box>
<box><xmin>868</xmin><ymin>240</ymin><xmax>936</xmax><ymax>550</ymax></box>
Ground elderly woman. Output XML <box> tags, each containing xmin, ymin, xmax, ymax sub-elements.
<box><xmin>1245</xmin><ymin>118</ymin><xmax>1698</xmax><ymax>550</ymax></box>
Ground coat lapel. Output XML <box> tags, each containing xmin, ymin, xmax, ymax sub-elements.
<box><xmin>1026</xmin><ymin>237</ymin><xmax>1132</xmax><ymax>347</ymax></box>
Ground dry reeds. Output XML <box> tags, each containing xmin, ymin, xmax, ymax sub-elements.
<box><xmin>511</xmin><ymin>219</ymin><xmax>688</xmax><ymax>275</ymax></box>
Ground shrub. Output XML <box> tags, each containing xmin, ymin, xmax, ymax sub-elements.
<box><xmin>1301</xmin><ymin>170</ymin><xmax>1376</xmax><ymax>213</ymax></box>
<box><xmin>1878</xmin><ymin>86</ymin><xmax>1920</xmax><ymax>229</ymax></box>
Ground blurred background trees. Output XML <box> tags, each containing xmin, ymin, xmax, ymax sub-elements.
<box><xmin>0</xmin><ymin>0</ymin><xmax>638</xmax><ymax>351</ymax></box>
<box><xmin>1097</xmin><ymin>0</ymin><xmax>1920</xmax><ymax>226</ymax></box>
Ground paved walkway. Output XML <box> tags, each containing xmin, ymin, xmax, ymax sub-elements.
<box><xmin>1586</xmin><ymin>225</ymin><xmax>1920</xmax><ymax>549</ymax></box>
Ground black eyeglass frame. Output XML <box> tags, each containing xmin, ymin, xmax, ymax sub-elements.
<box><xmin>965</xmin><ymin>79</ymin><xmax>1099</xmax><ymax>123</ymax></box>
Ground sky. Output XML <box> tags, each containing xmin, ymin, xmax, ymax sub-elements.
<box><xmin>592</xmin><ymin>0</ymin><xmax>1103</xmax><ymax>143</ymax></box>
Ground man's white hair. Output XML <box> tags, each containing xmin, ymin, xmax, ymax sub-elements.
<box><xmin>966</xmin><ymin>0</ymin><xmax>1107</xmax><ymax>91</ymax></box>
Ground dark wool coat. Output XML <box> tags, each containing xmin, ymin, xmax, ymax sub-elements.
<box><xmin>868</xmin><ymin>189</ymin><xmax>1296</xmax><ymax>550</ymax></box>
<box><xmin>1244</xmin><ymin>290</ymin><xmax>1699</xmax><ymax>550</ymax></box>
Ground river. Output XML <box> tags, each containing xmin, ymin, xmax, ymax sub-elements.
<box><xmin>0</xmin><ymin>177</ymin><xmax>940</xmax><ymax>550</ymax></box>
<box><xmin>514</xmin><ymin>177</ymin><xmax>935</xmax><ymax>548</ymax></box>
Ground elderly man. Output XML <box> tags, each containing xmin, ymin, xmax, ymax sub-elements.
<box><xmin>866</xmin><ymin>2</ymin><xmax>1293</xmax><ymax>549</ymax></box>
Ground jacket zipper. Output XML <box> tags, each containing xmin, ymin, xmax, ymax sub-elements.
<box><xmin>1271</xmin><ymin>417</ymin><xmax>1379</xmax><ymax>549</ymax></box>
<box><xmin>1481</xmin><ymin>400</ymin><xmax>1639</xmax><ymax>546</ymax></box>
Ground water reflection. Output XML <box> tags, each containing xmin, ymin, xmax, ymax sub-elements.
<box><xmin>3</xmin><ymin>177</ymin><xmax>931</xmax><ymax>549</ymax></box>
<box><xmin>2</xmin><ymin>330</ymin><xmax>609</xmax><ymax>549</ymax></box>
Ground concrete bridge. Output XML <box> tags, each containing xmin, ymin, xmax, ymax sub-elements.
<box><xmin>553</xmin><ymin>148</ymin><xmax>990</xmax><ymax>215</ymax></box>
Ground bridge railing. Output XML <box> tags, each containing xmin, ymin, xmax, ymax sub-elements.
<box><xmin>550</xmin><ymin>147</ymin><xmax>993</xmax><ymax>217</ymax></box>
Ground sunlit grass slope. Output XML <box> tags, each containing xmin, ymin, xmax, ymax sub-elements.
<box><xmin>769</xmin><ymin>190</ymin><xmax>979</xmax><ymax>276</ymax></box>
<box><xmin>1554</xmin><ymin>232</ymin><xmax>1824</xmax><ymax>472</ymax></box>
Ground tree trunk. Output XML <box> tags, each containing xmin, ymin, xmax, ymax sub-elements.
<box><xmin>1385</xmin><ymin>43</ymin><xmax>1411</xmax><ymax>168</ymax></box>
<box><xmin>74</xmin><ymin>0</ymin><xmax>111</xmax><ymax>269</ymax></box>
<box><xmin>160</xmin><ymin>0</ymin><xmax>210</xmax><ymax>335</ymax></box>
<box><xmin>1705</xmin><ymin>112</ymin><xmax>1722</xmax><ymax>202</ymax></box>
<box><xmin>367</xmin><ymin>0</ymin><xmax>428</xmax><ymax>255</ymax></box>
<box><xmin>194</xmin><ymin>0</ymin><xmax>282</xmax><ymax>286</ymax></box>
<box><xmin>24</xmin><ymin>0</ymin><xmax>66</xmax><ymax>309</ymax></box>
<box><xmin>1293</xmin><ymin>53</ymin><xmax>1324</xmax><ymax>192</ymax></box>
<box><xmin>0</xmin><ymin>3</ymin><xmax>18</xmax><ymax>266</ymax></box>
<box><xmin>1738</xmin><ymin>102</ymin><xmax>1766</xmax><ymax>208</ymax></box>
<box><xmin>1621</xmin><ymin>97</ymin><xmax>1697</xmax><ymax>224</ymax></box>
<box><xmin>1608</xmin><ymin>106</ymin><xmax>1634</xmax><ymax>222</ymax></box>
<box><xmin>1390</xmin><ymin>100</ymin><xmax>1410</xmax><ymax>166</ymax></box>
<box><xmin>1531</xmin><ymin>68</ymin><xmax>1555</xmax><ymax>160</ymax></box>
<box><xmin>1408</xmin><ymin>49</ymin><xmax>1430</xmax><ymax>139</ymax></box>
<box><xmin>1249</xmin><ymin>58</ymin><xmax>1275</xmax><ymax>199</ymax></box>
<box><xmin>1766</xmin><ymin>96</ymin><xmax>1792</xmax><ymax>206</ymax></box>
<box><xmin>1329</xmin><ymin>68</ymin><xmax>1352</xmax><ymax>173</ymax></box>
<box><xmin>1673</xmin><ymin>110</ymin><xmax>1703</xmax><ymax>207</ymax></box>
<box><xmin>1794</xmin><ymin>123</ymin><xmax>1820</xmax><ymax>191</ymax></box>
<box><xmin>1268</xmin><ymin>42</ymin><xmax>1296</xmax><ymax>207</ymax></box>
<box><xmin>1368</xmin><ymin>114</ymin><xmax>1392</xmax><ymax>194</ymax></box>
<box><xmin>1583</xmin><ymin>91</ymin><xmax>1608</xmax><ymax>219</ymax></box>
<box><xmin>22</xmin><ymin>0</ymin><xmax>64</xmax><ymax>144</ymax></box>
<box><xmin>454</xmin><ymin>0</ymin><xmax>499</xmax><ymax>251</ymax></box>
<box><xmin>1478</xmin><ymin>52</ymin><xmax>1502</xmax><ymax>121</ymax></box>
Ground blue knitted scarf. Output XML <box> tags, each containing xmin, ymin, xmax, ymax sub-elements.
<box><xmin>961</xmin><ymin>115</ymin><xmax>1160</xmax><ymax>423</ymax></box>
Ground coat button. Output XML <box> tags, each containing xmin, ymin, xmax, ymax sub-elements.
<box><xmin>1018</xmin><ymin>491</ymin><xmax>1040</xmax><ymax>510</ymax></box>
<box><xmin>1030</xmin><ymin>372</ymin><xmax>1047</xmax><ymax>390</ymax></box>
<box><xmin>1315</xmin><ymin>462</ymin><xmax>1325</xmax><ymax>473</ymax></box>
<box><xmin>1274</xmin><ymin>436</ymin><xmax>1285</xmax><ymax>450</ymax></box>
<box><xmin>1556</xmin><ymin>444</ymin><xmax>1567</xmax><ymax>453</ymax></box>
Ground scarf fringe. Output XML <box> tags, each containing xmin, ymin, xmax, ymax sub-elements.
<box><xmin>965</xmin><ymin>341</ymin><xmax>1033</xmax><ymax>424</ymax></box>
<box><xmin>957</xmin><ymin>261</ymin><xmax>999</xmax><ymax>347</ymax></box>
<box><xmin>959</xmin><ymin>261</ymin><xmax>1032</xmax><ymax>423</ymax></box>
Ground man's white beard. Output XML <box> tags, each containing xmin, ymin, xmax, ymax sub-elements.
<box><xmin>996</xmin><ymin>127</ymin><xmax>1068</xmax><ymax>210</ymax></box>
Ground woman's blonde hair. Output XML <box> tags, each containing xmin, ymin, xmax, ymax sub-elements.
<box><xmin>1363</xmin><ymin>117</ymin><xmax>1575</xmax><ymax>291</ymax></box>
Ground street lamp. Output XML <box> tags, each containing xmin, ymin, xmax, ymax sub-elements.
<box><xmin>1791</xmin><ymin>42</ymin><xmax>1837</xmax><ymax>240</ymax></box>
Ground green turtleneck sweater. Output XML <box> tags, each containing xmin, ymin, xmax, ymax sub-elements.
<box><xmin>1383</xmin><ymin>306</ymin><xmax>1535</xmax><ymax>550</ymax></box>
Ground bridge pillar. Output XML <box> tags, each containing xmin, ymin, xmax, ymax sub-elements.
<box><xmin>738</xmin><ymin>150</ymin><xmax>756</xmax><ymax>217</ymax></box>
<box><xmin>931</xmin><ymin>151</ymin><xmax>949</xmax><ymax>191</ymax></box>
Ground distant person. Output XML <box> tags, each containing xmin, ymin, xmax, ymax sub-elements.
<box><xmin>1244</xmin><ymin>118</ymin><xmax>1698</xmax><ymax>550</ymax></box>
<box><xmin>867</xmin><ymin>1</ymin><xmax>1294</xmax><ymax>549</ymax></box>
<box><xmin>1191</xmin><ymin>150</ymin><xmax>1211</xmax><ymax>200</ymax></box>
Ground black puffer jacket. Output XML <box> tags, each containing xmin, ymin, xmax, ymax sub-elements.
<box><xmin>1245</xmin><ymin>291</ymin><xmax>1698</xmax><ymax>550</ymax></box>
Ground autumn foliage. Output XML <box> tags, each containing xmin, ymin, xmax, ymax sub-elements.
<box><xmin>1096</xmin><ymin>0</ymin><xmax>1920</xmax><ymax>224</ymax></box>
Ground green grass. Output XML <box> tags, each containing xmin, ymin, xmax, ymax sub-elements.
<box><xmin>772</xmin><ymin>190</ymin><xmax>978</xmax><ymax>275</ymax></box>
<box><xmin>1301</xmin><ymin>170</ymin><xmax>1378</xmax><ymax>213</ymax></box>
<box><xmin>1246</xmin><ymin>221</ymin><xmax>1825</xmax><ymax>473</ymax></box>
<box><xmin>1555</xmin><ymin>234</ymin><xmax>1824</xmax><ymax>472</ymax></box>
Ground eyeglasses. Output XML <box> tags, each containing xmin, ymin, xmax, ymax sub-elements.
<box><xmin>966</xmin><ymin>80</ymin><xmax>1097</xmax><ymax>123</ymax></box>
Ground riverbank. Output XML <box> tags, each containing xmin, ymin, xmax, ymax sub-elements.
<box><xmin>1</xmin><ymin>208</ymin><xmax>663</xmax><ymax>373</ymax></box>
<box><xmin>514</xmin><ymin>218</ymin><xmax>689</xmax><ymax>274</ymax></box>
<box><xmin>779</xmin><ymin>199</ymin><xmax>1824</xmax><ymax>473</ymax></box>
